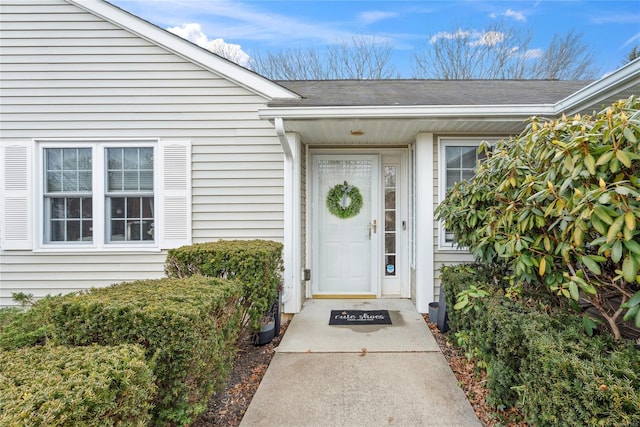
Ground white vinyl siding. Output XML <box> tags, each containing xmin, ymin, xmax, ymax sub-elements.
<box><xmin>0</xmin><ymin>0</ymin><xmax>284</xmax><ymax>306</ymax></box>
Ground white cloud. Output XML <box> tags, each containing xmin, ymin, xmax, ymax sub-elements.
<box><xmin>489</xmin><ymin>9</ymin><xmax>527</xmax><ymax>22</ymax></box>
<box><xmin>469</xmin><ymin>31</ymin><xmax>505</xmax><ymax>47</ymax></box>
<box><xmin>167</xmin><ymin>23</ymin><xmax>251</xmax><ymax>67</ymax></box>
<box><xmin>359</xmin><ymin>10</ymin><xmax>397</xmax><ymax>25</ymax></box>
<box><xmin>430</xmin><ymin>29</ymin><xmax>505</xmax><ymax>47</ymax></box>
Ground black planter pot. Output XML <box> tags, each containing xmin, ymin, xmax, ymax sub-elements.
<box><xmin>253</xmin><ymin>320</ymin><xmax>276</xmax><ymax>346</ymax></box>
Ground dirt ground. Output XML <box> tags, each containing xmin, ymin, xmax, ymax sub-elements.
<box><xmin>193</xmin><ymin>315</ymin><xmax>526</xmax><ymax>427</ymax></box>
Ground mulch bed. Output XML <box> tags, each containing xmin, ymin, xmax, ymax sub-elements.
<box><xmin>193</xmin><ymin>315</ymin><xmax>527</xmax><ymax>426</ymax></box>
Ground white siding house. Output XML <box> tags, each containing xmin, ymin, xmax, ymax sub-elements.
<box><xmin>2</xmin><ymin>0</ymin><xmax>639</xmax><ymax>314</ymax></box>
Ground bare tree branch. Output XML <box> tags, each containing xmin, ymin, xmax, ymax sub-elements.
<box><xmin>251</xmin><ymin>35</ymin><xmax>398</xmax><ymax>80</ymax></box>
<box><xmin>412</xmin><ymin>22</ymin><xmax>599</xmax><ymax>80</ymax></box>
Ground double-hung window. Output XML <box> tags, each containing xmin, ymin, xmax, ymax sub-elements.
<box><xmin>438</xmin><ymin>137</ymin><xmax>495</xmax><ymax>248</ymax></box>
<box><xmin>41</xmin><ymin>143</ymin><xmax>157</xmax><ymax>248</ymax></box>
<box><xmin>44</xmin><ymin>148</ymin><xmax>93</xmax><ymax>243</ymax></box>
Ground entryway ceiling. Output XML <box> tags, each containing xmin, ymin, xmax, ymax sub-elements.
<box><xmin>281</xmin><ymin>117</ymin><xmax>530</xmax><ymax>145</ymax></box>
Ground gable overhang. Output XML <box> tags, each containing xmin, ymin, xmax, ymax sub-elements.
<box><xmin>65</xmin><ymin>0</ymin><xmax>299</xmax><ymax>101</ymax></box>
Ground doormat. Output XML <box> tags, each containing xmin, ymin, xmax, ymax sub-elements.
<box><xmin>329</xmin><ymin>310</ymin><xmax>392</xmax><ymax>325</ymax></box>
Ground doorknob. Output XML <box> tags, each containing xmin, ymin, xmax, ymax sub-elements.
<box><xmin>368</xmin><ymin>219</ymin><xmax>377</xmax><ymax>240</ymax></box>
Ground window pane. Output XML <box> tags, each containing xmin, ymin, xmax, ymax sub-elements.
<box><xmin>385</xmin><ymin>233</ymin><xmax>396</xmax><ymax>253</ymax></box>
<box><xmin>462</xmin><ymin>169</ymin><xmax>475</xmax><ymax>181</ymax></box>
<box><xmin>142</xmin><ymin>197</ymin><xmax>153</xmax><ymax>217</ymax></box>
<box><xmin>66</xmin><ymin>220</ymin><xmax>80</xmax><ymax>241</ymax></box>
<box><xmin>384</xmin><ymin>166</ymin><xmax>396</xmax><ymax>187</ymax></box>
<box><xmin>111</xmin><ymin>198</ymin><xmax>125</xmax><ymax>218</ymax></box>
<box><xmin>142</xmin><ymin>220</ymin><xmax>154</xmax><ymax>241</ymax></box>
<box><xmin>78</xmin><ymin>149</ymin><xmax>92</xmax><ymax>170</ymax></box>
<box><xmin>47</xmin><ymin>171</ymin><xmax>62</xmax><ymax>192</ymax></box>
<box><xmin>385</xmin><ymin>211</ymin><xmax>395</xmax><ymax>231</ymax></box>
<box><xmin>51</xmin><ymin>221</ymin><xmax>65</xmax><ymax>241</ymax></box>
<box><xmin>63</xmin><ymin>171</ymin><xmax>78</xmax><ymax>192</ymax></box>
<box><xmin>108</xmin><ymin>149</ymin><xmax>122</xmax><ymax>169</ymax></box>
<box><xmin>446</xmin><ymin>146</ymin><xmax>461</xmax><ymax>169</ymax></box>
<box><xmin>385</xmin><ymin>255</ymin><xmax>396</xmax><ymax>276</ymax></box>
<box><xmin>446</xmin><ymin>170</ymin><xmax>460</xmax><ymax>189</ymax></box>
<box><xmin>385</xmin><ymin>189</ymin><xmax>396</xmax><ymax>209</ymax></box>
<box><xmin>111</xmin><ymin>220</ymin><xmax>125</xmax><ymax>241</ymax></box>
<box><xmin>78</xmin><ymin>171</ymin><xmax>92</xmax><ymax>191</ymax></box>
<box><xmin>127</xmin><ymin>197</ymin><xmax>141</xmax><ymax>217</ymax></box>
<box><xmin>461</xmin><ymin>146</ymin><xmax>478</xmax><ymax>168</ymax></box>
<box><xmin>67</xmin><ymin>198</ymin><xmax>80</xmax><ymax>218</ymax></box>
<box><xmin>139</xmin><ymin>171</ymin><xmax>153</xmax><ymax>191</ymax></box>
<box><xmin>51</xmin><ymin>198</ymin><xmax>65</xmax><ymax>219</ymax></box>
<box><xmin>62</xmin><ymin>148</ymin><xmax>77</xmax><ymax>170</ymax></box>
<box><xmin>123</xmin><ymin>148</ymin><xmax>139</xmax><ymax>169</ymax></box>
<box><xmin>108</xmin><ymin>171</ymin><xmax>123</xmax><ymax>191</ymax></box>
<box><xmin>47</xmin><ymin>149</ymin><xmax>62</xmax><ymax>170</ymax></box>
<box><xmin>82</xmin><ymin>198</ymin><xmax>93</xmax><ymax>218</ymax></box>
<box><xmin>124</xmin><ymin>171</ymin><xmax>138</xmax><ymax>190</ymax></box>
<box><xmin>140</xmin><ymin>148</ymin><xmax>153</xmax><ymax>168</ymax></box>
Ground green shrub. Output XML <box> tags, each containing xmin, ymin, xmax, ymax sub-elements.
<box><xmin>0</xmin><ymin>296</ymin><xmax>62</xmax><ymax>350</ymax></box>
<box><xmin>436</xmin><ymin>97</ymin><xmax>640</xmax><ymax>339</ymax></box>
<box><xmin>519</xmin><ymin>328</ymin><xmax>640</xmax><ymax>426</ymax></box>
<box><xmin>0</xmin><ymin>344</ymin><xmax>155</xmax><ymax>427</ymax></box>
<box><xmin>441</xmin><ymin>264</ymin><xmax>640</xmax><ymax>424</ymax></box>
<box><xmin>51</xmin><ymin>276</ymin><xmax>243</xmax><ymax>426</ymax></box>
<box><xmin>165</xmin><ymin>240</ymin><xmax>283</xmax><ymax>330</ymax></box>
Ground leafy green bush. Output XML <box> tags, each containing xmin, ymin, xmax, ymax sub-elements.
<box><xmin>0</xmin><ymin>344</ymin><xmax>155</xmax><ymax>427</ymax></box>
<box><xmin>165</xmin><ymin>240</ymin><xmax>283</xmax><ymax>330</ymax></box>
<box><xmin>520</xmin><ymin>326</ymin><xmax>640</xmax><ymax>426</ymax></box>
<box><xmin>0</xmin><ymin>296</ymin><xmax>62</xmax><ymax>350</ymax></box>
<box><xmin>51</xmin><ymin>276</ymin><xmax>243</xmax><ymax>426</ymax></box>
<box><xmin>436</xmin><ymin>97</ymin><xmax>640</xmax><ymax>339</ymax></box>
<box><xmin>441</xmin><ymin>263</ymin><xmax>640</xmax><ymax>423</ymax></box>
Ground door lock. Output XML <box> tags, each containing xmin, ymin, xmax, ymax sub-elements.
<box><xmin>368</xmin><ymin>219</ymin><xmax>377</xmax><ymax>240</ymax></box>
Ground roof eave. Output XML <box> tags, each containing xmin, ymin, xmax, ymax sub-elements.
<box><xmin>65</xmin><ymin>0</ymin><xmax>300</xmax><ymax>101</ymax></box>
<box><xmin>258</xmin><ymin>104</ymin><xmax>558</xmax><ymax>120</ymax></box>
<box><xmin>554</xmin><ymin>59</ymin><xmax>640</xmax><ymax>114</ymax></box>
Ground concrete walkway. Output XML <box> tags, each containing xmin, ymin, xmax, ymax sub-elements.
<box><xmin>240</xmin><ymin>299</ymin><xmax>481</xmax><ymax>427</ymax></box>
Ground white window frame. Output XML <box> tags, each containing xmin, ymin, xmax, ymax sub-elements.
<box><xmin>437</xmin><ymin>137</ymin><xmax>498</xmax><ymax>250</ymax></box>
<box><xmin>36</xmin><ymin>140</ymin><xmax>160</xmax><ymax>252</ymax></box>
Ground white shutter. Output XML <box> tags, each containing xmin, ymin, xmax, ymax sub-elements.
<box><xmin>158</xmin><ymin>140</ymin><xmax>192</xmax><ymax>249</ymax></box>
<box><xmin>1</xmin><ymin>142</ymin><xmax>33</xmax><ymax>250</ymax></box>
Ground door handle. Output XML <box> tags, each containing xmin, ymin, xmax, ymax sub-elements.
<box><xmin>368</xmin><ymin>220</ymin><xmax>377</xmax><ymax>240</ymax></box>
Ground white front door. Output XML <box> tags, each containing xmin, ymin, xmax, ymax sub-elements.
<box><xmin>311</xmin><ymin>154</ymin><xmax>379</xmax><ymax>296</ymax></box>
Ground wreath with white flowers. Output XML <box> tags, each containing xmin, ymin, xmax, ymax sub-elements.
<box><xmin>326</xmin><ymin>181</ymin><xmax>363</xmax><ymax>219</ymax></box>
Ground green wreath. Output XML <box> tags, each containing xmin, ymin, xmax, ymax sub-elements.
<box><xmin>326</xmin><ymin>181</ymin><xmax>363</xmax><ymax>219</ymax></box>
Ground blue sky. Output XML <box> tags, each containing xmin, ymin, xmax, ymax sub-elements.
<box><xmin>110</xmin><ymin>0</ymin><xmax>640</xmax><ymax>78</ymax></box>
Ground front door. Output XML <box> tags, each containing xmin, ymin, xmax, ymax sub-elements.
<box><xmin>311</xmin><ymin>154</ymin><xmax>379</xmax><ymax>296</ymax></box>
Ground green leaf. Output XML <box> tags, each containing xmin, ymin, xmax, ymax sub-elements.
<box><xmin>569</xmin><ymin>282</ymin><xmax>579</xmax><ymax>300</ymax></box>
<box><xmin>582</xmin><ymin>316</ymin><xmax>597</xmax><ymax>337</ymax></box>
<box><xmin>593</xmin><ymin>205</ymin><xmax>614</xmax><ymax>225</ymax></box>
<box><xmin>623</xmin><ymin>304</ymin><xmax>639</xmax><ymax>322</ymax></box>
<box><xmin>622</xmin><ymin>256</ymin><xmax>637</xmax><ymax>283</ymax></box>
<box><xmin>616</xmin><ymin>150</ymin><xmax>632</xmax><ymax>168</ymax></box>
<box><xmin>606</xmin><ymin>215</ymin><xmax>625</xmax><ymax>243</ymax></box>
<box><xmin>580</xmin><ymin>255</ymin><xmax>601</xmax><ymax>275</ymax></box>
<box><xmin>595</xmin><ymin>150</ymin><xmax>614</xmax><ymax>166</ymax></box>
<box><xmin>623</xmin><ymin>126</ymin><xmax>638</xmax><ymax>143</ymax></box>
<box><xmin>612</xmin><ymin>240</ymin><xmax>623</xmax><ymax>263</ymax></box>
<box><xmin>623</xmin><ymin>291</ymin><xmax>640</xmax><ymax>308</ymax></box>
<box><xmin>624</xmin><ymin>240</ymin><xmax>640</xmax><ymax>255</ymax></box>
<box><xmin>584</xmin><ymin>154</ymin><xmax>596</xmax><ymax>175</ymax></box>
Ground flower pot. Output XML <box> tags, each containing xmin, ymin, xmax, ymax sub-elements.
<box><xmin>253</xmin><ymin>320</ymin><xmax>276</xmax><ymax>346</ymax></box>
<box><xmin>428</xmin><ymin>302</ymin><xmax>439</xmax><ymax>323</ymax></box>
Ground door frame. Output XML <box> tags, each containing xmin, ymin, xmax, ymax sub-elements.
<box><xmin>307</xmin><ymin>147</ymin><xmax>409</xmax><ymax>299</ymax></box>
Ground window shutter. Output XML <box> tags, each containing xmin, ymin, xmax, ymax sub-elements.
<box><xmin>1</xmin><ymin>142</ymin><xmax>33</xmax><ymax>250</ymax></box>
<box><xmin>158</xmin><ymin>140</ymin><xmax>191</xmax><ymax>249</ymax></box>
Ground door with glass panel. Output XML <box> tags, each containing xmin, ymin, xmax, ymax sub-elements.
<box><xmin>311</xmin><ymin>154</ymin><xmax>379</xmax><ymax>296</ymax></box>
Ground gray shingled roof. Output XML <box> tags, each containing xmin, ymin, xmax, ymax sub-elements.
<box><xmin>271</xmin><ymin>80</ymin><xmax>592</xmax><ymax>107</ymax></box>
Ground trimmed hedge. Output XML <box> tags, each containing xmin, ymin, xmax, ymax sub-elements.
<box><xmin>0</xmin><ymin>344</ymin><xmax>155</xmax><ymax>427</ymax></box>
<box><xmin>51</xmin><ymin>276</ymin><xmax>243</xmax><ymax>426</ymax></box>
<box><xmin>441</xmin><ymin>264</ymin><xmax>640</xmax><ymax>425</ymax></box>
<box><xmin>0</xmin><ymin>296</ymin><xmax>61</xmax><ymax>350</ymax></box>
<box><xmin>165</xmin><ymin>240</ymin><xmax>283</xmax><ymax>330</ymax></box>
